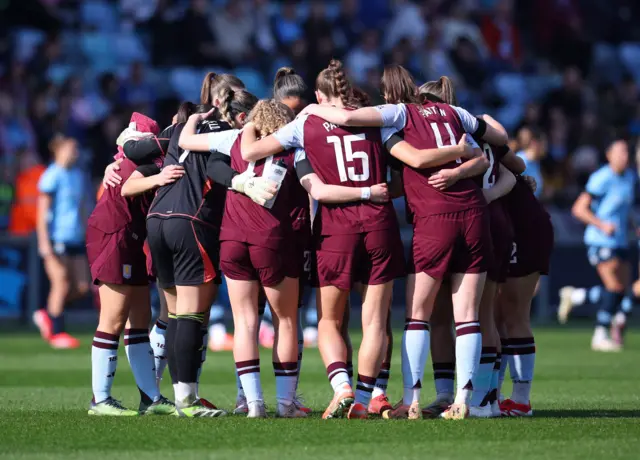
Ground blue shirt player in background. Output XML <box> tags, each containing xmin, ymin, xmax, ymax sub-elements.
<box><xmin>516</xmin><ymin>128</ymin><xmax>545</xmax><ymax>198</ymax></box>
<box><xmin>570</xmin><ymin>140</ymin><xmax>635</xmax><ymax>352</ymax></box>
<box><xmin>33</xmin><ymin>135</ymin><xmax>92</xmax><ymax>350</ymax></box>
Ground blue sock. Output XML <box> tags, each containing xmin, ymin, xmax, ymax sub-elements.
<box><xmin>49</xmin><ymin>313</ymin><xmax>65</xmax><ymax>335</ymax></box>
<box><xmin>596</xmin><ymin>290</ymin><xmax>624</xmax><ymax>327</ymax></box>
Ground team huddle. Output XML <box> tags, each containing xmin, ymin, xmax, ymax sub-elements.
<box><xmin>85</xmin><ymin>60</ymin><xmax>554</xmax><ymax>420</ymax></box>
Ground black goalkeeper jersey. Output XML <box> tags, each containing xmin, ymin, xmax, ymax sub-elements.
<box><xmin>147</xmin><ymin>119</ymin><xmax>231</xmax><ymax>230</ymax></box>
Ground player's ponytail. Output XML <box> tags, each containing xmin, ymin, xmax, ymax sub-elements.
<box><xmin>273</xmin><ymin>67</ymin><xmax>307</xmax><ymax>102</ymax></box>
<box><xmin>200</xmin><ymin>72</ymin><xmax>245</xmax><ymax>106</ymax></box>
<box><xmin>329</xmin><ymin>60</ymin><xmax>351</xmax><ymax>107</ymax></box>
<box><xmin>316</xmin><ymin>59</ymin><xmax>359</xmax><ymax>108</ymax></box>
<box><xmin>249</xmin><ymin>99</ymin><xmax>295</xmax><ymax>138</ymax></box>
<box><xmin>381</xmin><ymin>65</ymin><xmax>420</xmax><ymax>104</ymax></box>
<box><xmin>219</xmin><ymin>89</ymin><xmax>259</xmax><ymax>127</ymax></box>
<box><xmin>419</xmin><ymin>76</ymin><xmax>458</xmax><ymax>106</ymax></box>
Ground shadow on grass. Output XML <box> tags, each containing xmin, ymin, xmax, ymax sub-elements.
<box><xmin>534</xmin><ymin>409</ymin><xmax>640</xmax><ymax>418</ymax></box>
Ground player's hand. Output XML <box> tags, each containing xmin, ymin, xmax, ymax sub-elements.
<box><xmin>244</xmin><ymin>177</ymin><xmax>278</xmax><ymax>206</ymax></box>
<box><xmin>370</xmin><ymin>183</ymin><xmax>389</xmax><ymax>203</ymax></box>
<box><xmin>189</xmin><ymin>108</ymin><xmax>216</xmax><ymax>123</ymax></box>
<box><xmin>231</xmin><ymin>169</ymin><xmax>257</xmax><ymax>194</ymax></box>
<box><xmin>299</xmin><ymin>104</ymin><xmax>319</xmax><ymax>117</ymax></box>
<box><xmin>428</xmin><ymin>168</ymin><xmax>460</xmax><ymax>190</ymax></box>
<box><xmin>523</xmin><ymin>175</ymin><xmax>537</xmax><ymax>193</ymax></box>
<box><xmin>459</xmin><ymin>134</ymin><xmax>478</xmax><ymax>159</ymax></box>
<box><xmin>156</xmin><ymin>165</ymin><xmax>185</xmax><ymax>186</ymax></box>
<box><xmin>103</xmin><ymin>159</ymin><xmax>123</xmax><ymax>188</ymax></box>
<box><xmin>600</xmin><ymin>222</ymin><xmax>616</xmax><ymax>236</ymax></box>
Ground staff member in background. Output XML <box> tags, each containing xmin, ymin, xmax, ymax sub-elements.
<box><xmin>33</xmin><ymin>135</ymin><xmax>91</xmax><ymax>349</ymax></box>
<box><xmin>8</xmin><ymin>148</ymin><xmax>45</xmax><ymax>236</ymax></box>
<box><xmin>516</xmin><ymin>128</ymin><xmax>545</xmax><ymax>198</ymax></box>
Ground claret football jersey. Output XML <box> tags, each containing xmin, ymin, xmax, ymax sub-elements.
<box><xmin>273</xmin><ymin>113</ymin><xmax>399</xmax><ymax>235</ymax></box>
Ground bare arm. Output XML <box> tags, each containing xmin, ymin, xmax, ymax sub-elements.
<box><xmin>476</xmin><ymin>114</ymin><xmax>509</xmax><ymax>146</ymax></box>
<box><xmin>572</xmin><ymin>191</ymin><xmax>615</xmax><ymax>234</ymax></box>
<box><xmin>36</xmin><ymin>194</ymin><xmax>53</xmax><ymax>257</ymax></box>
<box><xmin>427</xmin><ymin>150</ymin><xmax>490</xmax><ymax>190</ymax></box>
<box><xmin>178</xmin><ymin>114</ymin><xmax>210</xmax><ymax>152</ymax></box>
<box><xmin>240</xmin><ymin>122</ymin><xmax>286</xmax><ymax>162</ymax></box>
<box><xmin>388</xmin><ymin>134</ymin><xmax>476</xmax><ymax>169</ymax></box>
<box><xmin>301</xmin><ymin>105</ymin><xmax>384</xmax><ymax>127</ymax></box>
<box><xmin>300</xmin><ymin>173</ymin><xmax>388</xmax><ymax>204</ymax></box>
<box><xmin>121</xmin><ymin>166</ymin><xmax>184</xmax><ymax>197</ymax></box>
<box><xmin>483</xmin><ymin>165</ymin><xmax>516</xmax><ymax>203</ymax></box>
<box><xmin>501</xmin><ymin>150</ymin><xmax>526</xmax><ymax>174</ymax></box>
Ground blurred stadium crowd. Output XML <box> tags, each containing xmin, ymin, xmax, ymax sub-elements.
<box><xmin>1</xmin><ymin>0</ymin><xmax>640</xmax><ymax>235</ymax></box>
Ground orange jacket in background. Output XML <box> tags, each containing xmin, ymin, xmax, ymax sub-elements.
<box><xmin>8</xmin><ymin>164</ymin><xmax>46</xmax><ymax>236</ymax></box>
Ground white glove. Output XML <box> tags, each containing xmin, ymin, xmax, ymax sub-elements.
<box><xmin>232</xmin><ymin>171</ymin><xmax>278</xmax><ymax>207</ymax></box>
<box><xmin>230</xmin><ymin>169</ymin><xmax>256</xmax><ymax>194</ymax></box>
<box><xmin>116</xmin><ymin>123</ymin><xmax>154</xmax><ymax>147</ymax></box>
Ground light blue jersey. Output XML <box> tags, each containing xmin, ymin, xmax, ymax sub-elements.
<box><xmin>583</xmin><ymin>165</ymin><xmax>636</xmax><ymax>249</ymax></box>
<box><xmin>38</xmin><ymin>164</ymin><xmax>88</xmax><ymax>245</ymax></box>
<box><xmin>517</xmin><ymin>151</ymin><xmax>543</xmax><ymax>198</ymax></box>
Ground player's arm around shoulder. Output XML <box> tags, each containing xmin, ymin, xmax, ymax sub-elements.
<box><xmin>121</xmin><ymin>165</ymin><xmax>184</xmax><ymax>197</ymax></box>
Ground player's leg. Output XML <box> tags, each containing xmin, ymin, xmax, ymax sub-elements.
<box><xmin>369</xmin><ymin>306</ymin><xmax>393</xmax><ymax>415</ymax></box>
<box><xmin>389</xmin><ymin>272</ymin><xmax>440</xmax><ymax>420</ymax></box>
<box><xmin>264</xmin><ymin>274</ymin><xmax>304</xmax><ymax>418</ymax></box>
<box><xmin>125</xmin><ymin>285</ymin><xmax>176</xmax><ymax>415</ymax></box>
<box><xmin>468</xmin><ymin>278</ymin><xmax>498</xmax><ymax>418</ymax></box>
<box><xmin>423</xmin><ymin>285</ymin><xmax>455</xmax><ymax>418</ymax></box>
<box><xmin>443</xmin><ymin>271</ymin><xmax>485</xmax><ymax>420</ymax></box>
<box><xmin>592</xmin><ymin>255</ymin><xmax>629</xmax><ymax>351</ymax></box>
<box><xmin>318</xmin><ymin>284</ymin><xmax>352</xmax><ymax>418</ymax></box>
<box><xmin>89</xmin><ymin>283</ymin><xmax>137</xmax><ymax>416</ymax></box>
<box><xmin>349</xmin><ymin>281</ymin><xmax>393</xmax><ymax>419</ymax></box>
<box><xmin>498</xmin><ymin>273</ymin><xmax>538</xmax><ymax>416</ymax></box>
<box><xmin>149</xmin><ymin>285</ymin><xmax>169</xmax><ymax>385</ymax></box>
<box><xmin>173</xmin><ymin>282</ymin><xmax>221</xmax><ymax>416</ymax></box>
<box><xmin>35</xmin><ymin>253</ymin><xmax>73</xmax><ymax>347</ymax></box>
<box><xmin>315</xmin><ymin>234</ymin><xmax>358</xmax><ymax>419</ymax></box>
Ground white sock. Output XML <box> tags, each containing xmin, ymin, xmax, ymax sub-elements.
<box><xmin>454</xmin><ymin>322</ymin><xmax>481</xmax><ymax>405</ymax></box>
<box><xmin>401</xmin><ymin>319</ymin><xmax>430</xmax><ymax>405</ymax></box>
<box><xmin>91</xmin><ymin>331</ymin><xmax>120</xmax><ymax>403</ymax></box>
<box><xmin>355</xmin><ymin>374</ymin><xmax>376</xmax><ymax>407</ymax></box>
<box><xmin>124</xmin><ymin>329</ymin><xmax>160</xmax><ymax>402</ymax></box>
<box><xmin>327</xmin><ymin>361</ymin><xmax>351</xmax><ymax>392</ymax></box>
<box><xmin>373</xmin><ymin>362</ymin><xmax>390</xmax><ymax>398</ymax></box>
<box><xmin>236</xmin><ymin>359</ymin><xmax>262</xmax><ymax>403</ymax></box>
<box><xmin>149</xmin><ymin>320</ymin><xmax>167</xmax><ymax>383</ymax></box>
<box><xmin>174</xmin><ymin>381</ymin><xmax>197</xmax><ymax>404</ymax></box>
<box><xmin>499</xmin><ymin>340</ymin><xmax>510</xmax><ymax>399</ymax></box>
<box><xmin>236</xmin><ymin>370</ymin><xmax>245</xmax><ymax>399</ymax></box>
<box><xmin>274</xmin><ymin>361</ymin><xmax>298</xmax><ymax>404</ymax></box>
<box><xmin>433</xmin><ymin>362</ymin><xmax>455</xmax><ymax>399</ymax></box>
<box><xmin>470</xmin><ymin>347</ymin><xmax>496</xmax><ymax>406</ymax></box>
<box><xmin>508</xmin><ymin>337</ymin><xmax>535</xmax><ymax>404</ymax></box>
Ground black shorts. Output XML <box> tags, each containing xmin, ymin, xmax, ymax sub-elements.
<box><xmin>52</xmin><ymin>241</ymin><xmax>85</xmax><ymax>257</ymax></box>
<box><xmin>146</xmin><ymin>217</ymin><xmax>221</xmax><ymax>289</ymax></box>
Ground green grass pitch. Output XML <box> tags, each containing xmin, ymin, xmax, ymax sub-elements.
<box><xmin>1</xmin><ymin>327</ymin><xmax>640</xmax><ymax>460</ymax></box>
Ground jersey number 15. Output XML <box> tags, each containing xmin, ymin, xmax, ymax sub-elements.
<box><xmin>327</xmin><ymin>134</ymin><xmax>369</xmax><ymax>183</ymax></box>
